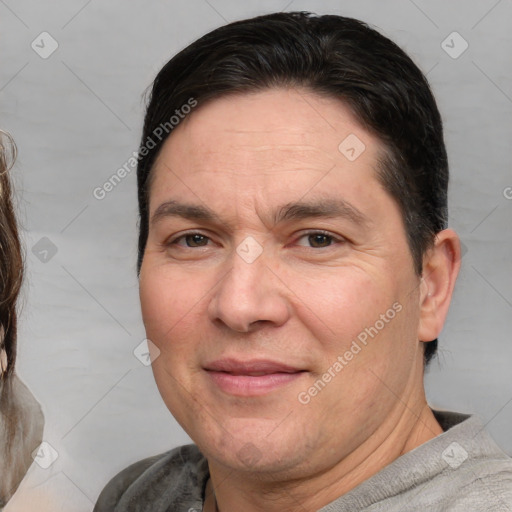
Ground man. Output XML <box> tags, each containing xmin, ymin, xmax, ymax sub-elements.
<box><xmin>94</xmin><ymin>12</ymin><xmax>512</xmax><ymax>511</ymax></box>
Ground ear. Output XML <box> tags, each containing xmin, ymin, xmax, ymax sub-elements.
<box><xmin>418</xmin><ymin>229</ymin><xmax>461</xmax><ymax>342</ymax></box>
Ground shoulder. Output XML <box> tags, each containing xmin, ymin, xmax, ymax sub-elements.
<box><xmin>426</xmin><ymin>411</ymin><xmax>512</xmax><ymax>510</ymax></box>
<box><xmin>441</xmin><ymin>457</ymin><xmax>512</xmax><ymax>510</ymax></box>
<box><xmin>93</xmin><ymin>444</ymin><xmax>208</xmax><ymax>512</ymax></box>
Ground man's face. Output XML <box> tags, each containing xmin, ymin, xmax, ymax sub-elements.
<box><xmin>139</xmin><ymin>88</ymin><xmax>425</xmax><ymax>478</ymax></box>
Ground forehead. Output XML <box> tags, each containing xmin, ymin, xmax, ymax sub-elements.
<box><xmin>149</xmin><ymin>88</ymin><xmax>387</xmax><ymax>216</ymax></box>
<box><xmin>157</xmin><ymin>88</ymin><xmax>379</xmax><ymax>160</ymax></box>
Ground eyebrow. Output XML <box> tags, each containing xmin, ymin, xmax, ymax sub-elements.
<box><xmin>273</xmin><ymin>199</ymin><xmax>370</xmax><ymax>227</ymax></box>
<box><xmin>151</xmin><ymin>198</ymin><xmax>370</xmax><ymax>229</ymax></box>
<box><xmin>152</xmin><ymin>201</ymin><xmax>222</xmax><ymax>225</ymax></box>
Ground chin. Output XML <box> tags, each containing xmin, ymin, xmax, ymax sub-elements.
<box><xmin>191</xmin><ymin>418</ymin><xmax>313</xmax><ymax>477</ymax></box>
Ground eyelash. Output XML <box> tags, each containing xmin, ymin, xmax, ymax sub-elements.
<box><xmin>167</xmin><ymin>230</ymin><xmax>345</xmax><ymax>249</ymax></box>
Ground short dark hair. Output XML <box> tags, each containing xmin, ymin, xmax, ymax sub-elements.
<box><xmin>136</xmin><ymin>12</ymin><xmax>449</xmax><ymax>364</ymax></box>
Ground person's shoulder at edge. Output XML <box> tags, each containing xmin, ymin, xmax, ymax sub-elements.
<box><xmin>419</xmin><ymin>410</ymin><xmax>512</xmax><ymax>509</ymax></box>
<box><xmin>440</xmin><ymin>412</ymin><xmax>512</xmax><ymax>510</ymax></box>
<box><xmin>93</xmin><ymin>444</ymin><xmax>207</xmax><ymax>512</ymax></box>
<box><xmin>316</xmin><ymin>410</ymin><xmax>512</xmax><ymax>511</ymax></box>
<box><xmin>435</xmin><ymin>455</ymin><xmax>512</xmax><ymax>512</ymax></box>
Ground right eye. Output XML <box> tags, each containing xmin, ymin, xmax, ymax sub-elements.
<box><xmin>169</xmin><ymin>232</ymin><xmax>212</xmax><ymax>248</ymax></box>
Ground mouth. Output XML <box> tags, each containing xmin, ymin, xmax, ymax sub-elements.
<box><xmin>204</xmin><ymin>358</ymin><xmax>307</xmax><ymax>396</ymax></box>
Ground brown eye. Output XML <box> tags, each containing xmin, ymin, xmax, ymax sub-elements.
<box><xmin>182</xmin><ymin>234</ymin><xmax>209</xmax><ymax>247</ymax></box>
<box><xmin>307</xmin><ymin>233</ymin><xmax>333</xmax><ymax>248</ymax></box>
<box><xmin>295</xmin><ymin>231</ymin><xmax>340</xmax><ymax>248</ymax></box>
<box><xmin>169</xmin><ymin>232</ymin><xmax>211</xmax><ymax>248</ymax></box>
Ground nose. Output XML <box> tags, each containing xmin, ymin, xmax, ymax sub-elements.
<box><xmin>207</xmin><ymin>239</ymin><xmax>290</xmax><ymax>333</ymax></box>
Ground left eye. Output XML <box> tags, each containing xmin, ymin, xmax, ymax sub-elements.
<box><xmin>295</xmin><ymin>232</ymin><xmax>340</xmax><ymax>248</ymax></box>
<box><xmin>172</xmin><ymin>233</ymin><xmax>211</xmax><ymax>247</ymax></box>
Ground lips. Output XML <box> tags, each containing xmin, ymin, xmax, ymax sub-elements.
<box><xmin>205</xmin><ymin>358</ymin><xmax>302</xmax><ymax>374</ymax></box>
<box><xmin>204</xmin><ymin>358</ymin><xmax>306</xmax><ymax>396</ymax></box>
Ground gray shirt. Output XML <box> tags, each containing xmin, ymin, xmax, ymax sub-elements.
<box><xmin>94</xmin><ymin>410</ymin><xmax>512</xmax><ymax>511</ymax></box>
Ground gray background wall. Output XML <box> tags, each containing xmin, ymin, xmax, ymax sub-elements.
<box><xmin>1</xmin><ymin>0</ymin><xmax>511</xmax><ymax>508</ymax></box>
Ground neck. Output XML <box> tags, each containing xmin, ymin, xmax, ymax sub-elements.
<box><xmin>207</xmin><ymin>395</ymin><xmax>442</xmax><ymax>512</ymax></box>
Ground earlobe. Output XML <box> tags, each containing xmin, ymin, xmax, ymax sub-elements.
<box><xmin>418</xmin><ymin>229</ymin><xmax>461</xmax><ymax>343</ymax></box>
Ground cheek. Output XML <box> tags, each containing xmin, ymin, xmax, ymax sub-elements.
<box><xmin>139</xmin><ymin>268</ymin><xmax>206</xmax><ymax>413</ymax></box>
<box><xmin>139</xmin><ymin>266</ymin><xmax>202</xmax><ymax>339</ymax></box>
<box><xmin>294</xmin><ymin>263</ymin><xmax>419</xmax><ymax>408</ymax></box>
<box><xmin>293</xmin><ymin>266</ymin><xmax>399</xmax><ymax>350</ymax></box>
